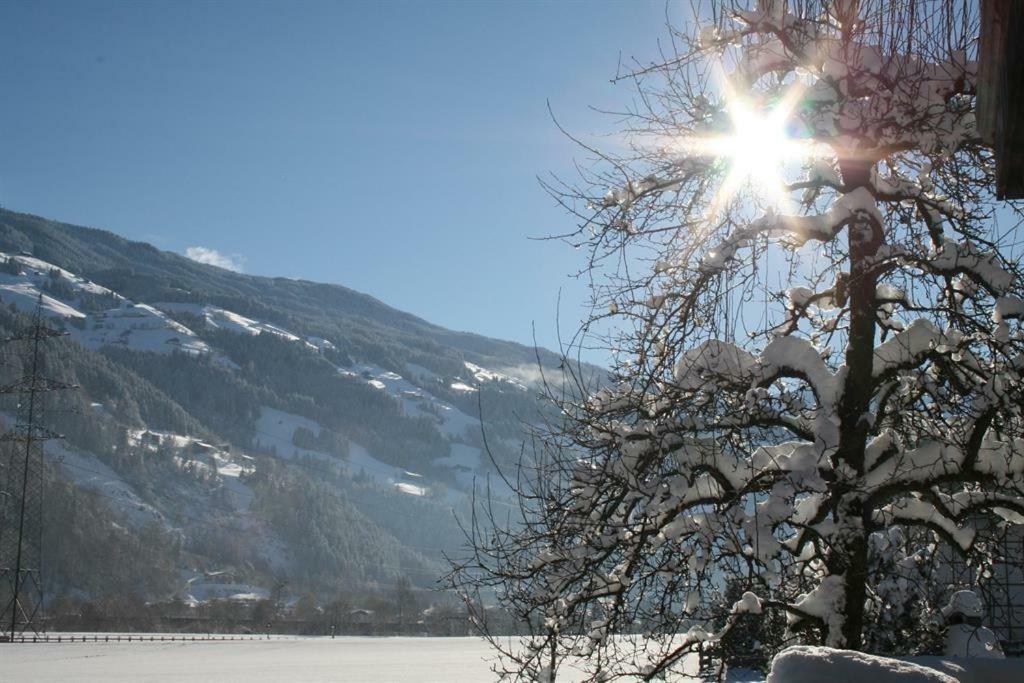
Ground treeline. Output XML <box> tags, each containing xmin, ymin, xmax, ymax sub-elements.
<box><xmin>101</xmin><ymin>347</ymin><xmax>269</xmax><ymax>445</ymax></box>
<box><xmin>248</xmin><ymin>459</ymin><xmax>442</xmax><ymax>590</ymax></box>
<box><xmin>277</xmin><ymin>455</ymin><xmax>472</xmax><ymax>560</ymax></box>
<box><xmin>44</xmin><ymin>584</ymin><xmax>471</xmax><ymax>636</ymax></box>
<box><xmin>42</xmin><ymin>472</ymin><xmax>180</xmax><ymax>600</ymax></box>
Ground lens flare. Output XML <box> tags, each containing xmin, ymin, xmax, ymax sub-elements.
<box><xmin>682</xmin><ymin>81</ymin><xmax>814</xmax><ymax>215</ymax></box>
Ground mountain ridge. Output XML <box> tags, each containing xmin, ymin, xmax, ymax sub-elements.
<box><xmin>0</xmin><ymin>206</ymin><xmax>568</xmax><ymax>374</ymax></box>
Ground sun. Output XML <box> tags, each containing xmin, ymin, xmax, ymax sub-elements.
<box><xmin>684</xmin><ymin>81</ymin><xmax>811</xmax><ymax>213</ymax></box>
<box><xmin>717</xmin><ymin>102</ymin><xmax>801</xmax><ymax>198</ymax></box>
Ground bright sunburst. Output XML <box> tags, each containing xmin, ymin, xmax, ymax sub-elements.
<box><xmin>684</xmin><ymin>81</ymin><xmax>812</xmax><ymax>213</ymax></box>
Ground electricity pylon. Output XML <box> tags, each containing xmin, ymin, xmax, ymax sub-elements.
<box><xmin>0</xmin><ymin>298</ymin><xmax>72</xmax><ymax>641</ymax></box>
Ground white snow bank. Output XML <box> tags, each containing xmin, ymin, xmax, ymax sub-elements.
<box><xmin>768</xmin><ymin>647</ymin><xmax>958</xmax><ymax>683</ymax></box>
<box><xmin>906</xmin><ymin>656</ymin><xmax>1024</xmax><ymax>683</ymax></box>
<box><xmin>768</xmin><ymin>647</ymin><xmax>1024</xmax><ymax>683</ymax></box>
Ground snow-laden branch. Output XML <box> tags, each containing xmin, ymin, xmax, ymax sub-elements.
<box><xmin>675</xmin><ymin>335</ymin><xmax>842</xmax><ymax>412</ymax></box>
<box><xmin>702</xmin><ymin>188</ymin><xmax>881</xmax><ymax>271</ymax></box>
<box><xmin>458</xmin><ymin>2</ymin><xmax>1024</xmax><ymax>676</ymax></box>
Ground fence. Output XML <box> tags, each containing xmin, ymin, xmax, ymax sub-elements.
<box><xmin>1</xmin><ymin>633</ymin><xmax>278</xmax><ymax>644</ymax></box>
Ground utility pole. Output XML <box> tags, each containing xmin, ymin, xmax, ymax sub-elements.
<box><xmin>0</xmin><ymin>298</ymin><xmax>72</xmax><ymax>641</ymax></box>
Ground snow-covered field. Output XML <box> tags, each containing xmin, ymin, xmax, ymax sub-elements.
<box><xmin>3</xmin><ymin>637</ymin><xmax>508</xmax><ymax>682</ymax></box>
<box><xmin>8</xmin><ymin>635</ymin><xmax>1022</xmax><ymax>681</ymax></box>
<box><xmin>0</xmin><ymin>635</ymin><xmax>726</xmax><ymax>682</ymax></box>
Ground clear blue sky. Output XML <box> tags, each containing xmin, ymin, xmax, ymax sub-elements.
<box><xmin>0</xmin><ymin>0</ymin><xmax>675</xmax><ymax>353</ymax></box>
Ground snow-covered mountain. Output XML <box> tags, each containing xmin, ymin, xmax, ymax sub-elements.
<box><xmin>0</xmin><ymin>207</ymin><xmax>586</xmax><ymax>603</ymax></box>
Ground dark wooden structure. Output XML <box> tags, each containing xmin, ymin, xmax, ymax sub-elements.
<box><xmin>978</xmin><ymin>0</ymin><xmax>1024</xmax><ymax>199</ymax></box>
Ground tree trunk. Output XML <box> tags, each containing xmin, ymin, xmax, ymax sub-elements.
<box><xmin>830</xmin><ymin>158</ymin><xmax>881</xmax><ymax>649</ymax></box>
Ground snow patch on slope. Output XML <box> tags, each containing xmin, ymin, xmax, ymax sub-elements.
<box><xmin>254</xmin><ymin>407</ymin><xmax>425</xmax><ymax>496</ymax></box>
<box><xmin>0</xmin><ymin>253</ymin><xmax>220</xmax><ymax>359</ymax></box>
<box><xmin>464</xmin><ymin>361</ymin><xmax>527</xmax><ymax>390</ymax></box>
<box><xmin>346</xmin><ymin>364</ymin><xmax>479</xmax><ymax>440</ymax></box>
<box><xmin>0</xmin><ymin>282</ymin><xmax>86</xmax><ymax>319</ymax></box>
<box><xmin>74</xmin><ymin>302</ymin><xmax>212</xmax><ymax>356</ymax></box>
<box><xmin>156</xmin><ymin>302</ymin><xmax>314</xmax><ymax>347</ymax></box>
<box><xmin>433</xmin><ymin>443</ymin><xmax>482</xmax><ymax>487</ymax></box>
<box><xmin>46</xmin><ymin>442</ymin><xmax>165</xmax><ymax>528</ymax></box>
<box><xmin>0</xmin><ymin>252</ymin><xmax>116</xmax><ymax>298</ymax></box>
<box><xmin>128</xmin><ymin>429</ymin><xmax>256</xmax><ymax>511</ymax></box>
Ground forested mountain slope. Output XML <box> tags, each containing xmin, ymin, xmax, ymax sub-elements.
<box><xmin>0</xmin><ymin>207</ymin><xmax>591</xmax><ymax>607</ymax></box>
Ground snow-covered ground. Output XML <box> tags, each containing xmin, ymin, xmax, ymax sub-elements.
<box><xmin>336</xmin><ymin>363</ymin><xmax>491</xmax><ymax>492</ymax></box>
<box><xmin>155</xmin><ymin>302</ymin><xmax>316</xmax><ymax>348</ymax></box>
<box><xmin>3</xmin><ymin>637</ymin><xmax>502</xmax><ymax>682</ymax></box>
<box><xmin>126</xmin><ymin>429</ymin><xmax>256</xmax><ymax>511</ymax></box>
<box><xmin>7</xmin><ymin>637</ymin><xmax>1023</xmax><ymax>682</ymax></box>
<box><xmin>464</xmin><ymin>361</ymin><xmax>527</xmax><ymax>390</ymax></box>
<box><xmin>433</xmin><ymin>443</ymin><xmax>482</xmax><ymax>487</ymax></box>
<box><xmin>73</xmin><ymin>302</ymin><xmax>212</xmax><ymax>356</ymax></box>
<box><xmin>0</xmin><ymin>636</ymin><xmax>695</xmax><ymax>682</ymax></box>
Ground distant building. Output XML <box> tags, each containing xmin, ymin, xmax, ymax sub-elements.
<box><xmin>140</xmin><ymin>430</ymin><xmax>161</xmax><ymax>446</ymax></box>
<box><xmin>189</xmin><ymin>440</ymin><xmax>215</xmax><ymax>455</ymax></box>
<box><xmin>347</xmin><ymin>608</ymin><xmax>374</xmax><ymax>626</ymax></box>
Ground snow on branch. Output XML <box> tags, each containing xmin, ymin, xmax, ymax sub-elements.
<box><xmin>874</xmin><ymin>496</ymin><xmax>976</xmax><ymax>552</ymax></box>
<box><xmin>456</xmin><ymin>1</ymin><xmax>1024</xmax><ymax>676</ymax></box>
<box><xmin>702</xmin><ymin>188</ymin><xmax>881</xmax><ymax>271</ymax></box>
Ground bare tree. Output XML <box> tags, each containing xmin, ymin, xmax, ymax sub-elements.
<box><xmin>450</xmin><ymin>0</ymin><xmax>1024</xmax><ymax>680</ymax></box>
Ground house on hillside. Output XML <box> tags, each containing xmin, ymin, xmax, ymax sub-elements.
<box><xmin>189</xmin><ymin>440</ymin><xmax>215</xmax><ymax>455</ymax></box>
